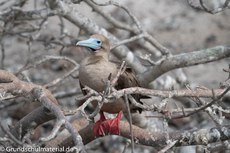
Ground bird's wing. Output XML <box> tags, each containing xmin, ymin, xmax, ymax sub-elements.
<box><xmin>115</xmin><ymin>66</ymin><xmax>149</xmax><ymax>113</ymax></box>
<box><xmin>116</xmin><ymin>67</ymin><xmax>140</xmax><ymax>88</ymax></box>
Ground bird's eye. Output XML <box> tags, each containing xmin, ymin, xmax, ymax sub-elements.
<box><xmin>97</xmin><ymin>40</ymin><xmax>101</xmax><ymax>44</ymax></box>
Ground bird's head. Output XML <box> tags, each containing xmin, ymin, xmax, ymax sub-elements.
<box><xmin>76</xmin><ymin>34</ymin><xmax>110</xmax><ymax>58</ymax></box>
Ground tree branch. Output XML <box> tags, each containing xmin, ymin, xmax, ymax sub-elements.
<box><xmin>138</xmin><ymin>44</ymin><xmax>230</xmax><ymax>87</ymax></box>
<box><xmin>56</xmin><ymin>118</ymin><xmax>230</xmax><ymax>151</ymax></box>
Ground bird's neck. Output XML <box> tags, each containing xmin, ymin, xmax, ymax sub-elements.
<box><xmin>91</xmin><ymin>52</ymin><xmax>109</xmax><ymax>62</ymax></box>
<box><xmin>84</xmin><ymin>55</ymin><xmax>108</xmax><ymax>66</ymax></box>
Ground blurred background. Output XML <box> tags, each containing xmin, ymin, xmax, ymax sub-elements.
<box><xmin>0</xmin><ymin>0</ymin><xmax>230</xmax><ymax>152</ymax></box>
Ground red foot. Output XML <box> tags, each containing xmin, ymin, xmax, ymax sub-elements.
<box><xmin>102</xmin><ymin>111</ymin><xmax>122</xmax><ymax>135</ymax></box>
<box><xmin>94</xmin><ymin>111</ymin><xmax>122</xmax><ymax>136</ymax></box>
<box><xmin>94</xmin><ymin>111</ymin><xmax>106</xmax><ymax>136</ymax></box>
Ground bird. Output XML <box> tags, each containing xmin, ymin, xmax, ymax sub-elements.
<box><xmin>76</xmin><ymin>34</ymin><xmax>147</xmax><ymax>136</ymax></box>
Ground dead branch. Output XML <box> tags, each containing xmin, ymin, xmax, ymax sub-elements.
<box><xmin>49</xmin><ymin>0</ymin><xmax>147</xmax><ymax>74</ymax></box>
<box><xmin>30</xmin><ymin>87</ymin><xmax>85</xmax><ymax>152</ymax></box>
<box><xmin>0</xmin><ymin>69</ymin><xmax>57</xmax><ymax>104</ymax></box>
<box><xmin>185</xmin><ymin>84</ymin><xmax>224</xmax><ymax>126</ymax></box>
<box><xmin>187</xmin><ymin>0</ymin><xmax>230</xmax><ymax>14</ymax></box>
<box><xmin>54</xmin><ymin>118</ymin><xmax>230</xmax><ymax>152</ymax></box>
<box><xmin>1</xmin><ymin>1</ymin><xmax>228</xmax><ymax>87</ymax></box>
<box><xmin>0</xmin><ymin>70</ymin><xmax>85</xmax><ymax>152</ymax></box>
<box><xmin>124</xmin><ymin>92</ymin><xmax>134</xmax><ymax>153</ymax></box>
<box><xmin>10</xmin><ymin>106</ymin><xmax>56</xmax><ymax>142</ymax></box>
<box><xmin>0</xmin><ymin>117</ymin><xmax>23</xmax><ymax>146</ymax></box>
<box><xmin>0</xmin><ymin>0</ymin><xmax>230</xmax><ymax>152</ymax></box>
<box><xmin>138</xmin><ymin>44</ymin><xmax>230</xmax><ymax>87</ymax></box>
<box><xmin>122</xmin><ymin>139</ymin><xmax>131</xmax><ymax>153</ymax></box>
<box><xmin>3</xmin><ymin>82</ymin><xmax>230</xmax><ymax>152</ymax></box>
<box><xmin>85</xmin><ymin>0</ymin><xmax>161</xmax><ymax>57</ymax></box>
<box><xmin>108</xmin><ymin>87</ymin><xmax>230</xmax><ymax>100</ymax></box>
<box><xmin>87</xmin><ymin>0</ymin><xmax>169</xmax><ymax>55</ymax></box>
<box><xmin>0</xmin><ymin>0</ymin><xmax>147</xmax><ymax>74</ymax></box>
<box><xmin>110</xmin><ymin>61</ymin><xmax>126</xmax><ymax>86</ymax></box>
<box><xmin>66</xmin><ymin>85</ymin><xmax>230</xmax><ymax>122</ymax></box>
<box><xmin>171</xmin><ymin>86</ymin><xmax>230</xmax><ymax>119</ymax></box>
<box><xmin>158</xmin><ymin>140</ymin><xmax>178</xmax><ymax>153</ymax></box>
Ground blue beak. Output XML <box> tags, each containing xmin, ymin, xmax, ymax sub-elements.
<box><xmin>76</xmin><ymin>37</ymin><xmax>102</xmax><ymax>50</ymax></box>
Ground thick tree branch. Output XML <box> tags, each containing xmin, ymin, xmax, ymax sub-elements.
<box><xmin>10</xmin><ymin>106</ymin><xmax>56</xmax><ymax>141</ymax></box>
<box><xmin>0</xmin><ymin>70</ymin><xmax>57</xmax><ymax>104</ymax></box>
<box><xmin>0</xmin><ymin>70</ymin><xmax>85</xmax><ymax>152</ymax></box>
<box><xmin>138</xmin><ymin>45</ymin><xmax>230</xmax><ymax>87</ymax></box>
<box><xmin>56</xmin><ymin>118</ymin><xmax>230</xmax><ymax>151</ymax></box>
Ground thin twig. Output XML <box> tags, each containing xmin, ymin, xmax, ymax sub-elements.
<box><xmin>187</xmin><ymin>0</ymin><xmax>230</xmax><ymax>14</ymax></box>
<box><xmin>124</xmin><ymin>92</ymin><xmax>134</xmax><ymax>153</ymax></box>
<box><xmin>172</xmin><ymin>86</ymin><xmax>230</xmax><ymax>119</ymax></box>
<box><xmin>162</xmin><ymin>117</ymin><xmax>169</xmax><ymax>141</ymax></box>
<box><xmin>0</xmin><ymin>117</ymin><xmax>23</xmax><ymax>146</ymax></box>
<box><xmin>75</xmin><ymin>85</ymin><xmax>99</xmax><ymax>101</ymax></box>
<box><xmin>89</xmin><ymin>0</ymin><xmax>169</xmax><ymax>54</ymax></box>
<box><xmin>122</xmin><ymin>139</ymin><xmax>131</xmax><ymax>153</ymax></box>
<box><xmin>0</xmin><ymin>40</ymin><xmax>5</xmax><ymax>69</ymax></box>
<box><xmin>110</xmin><ymin>33</ymin><xmax>147</xmax><ymax>50</ymax></box>
<box><xmin>111</xmin><ymin>61</ymin><xmax>127</xmax><ymax>86</ymax></box>
<box><xmin>88</xmin><ymin>74</ymin><xmax>112</xmax><ymax>120</ymax></box>
<box><xmin>90</xmin><ymin>0</ymin><xmax>142</xmax><ymax>30</ymax></box>
<box><xmin>158</xmin><ymin>140</ymin><xmax>178</xmax><ymax>153</ymax></box>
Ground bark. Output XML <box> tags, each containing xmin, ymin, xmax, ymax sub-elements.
<box><xmin>53</xmin><ymin>118</ymin><xmax>230</xmax><ymax>152</ymax></box>
<box><xmin>138</xmin><ymin>45</ymin><xmax>230</xmax><ymax>87</ymax></box>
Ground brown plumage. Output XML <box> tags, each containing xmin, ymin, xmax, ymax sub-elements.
<box><xmin>77</xmin><ymin>34</ymin><xmax>147</xmax><ymax>136</ymax></box>
<box><xmin>78</xmin><ymin>34</ymin><xmax>143</xmax><ymax>114</ymax></box>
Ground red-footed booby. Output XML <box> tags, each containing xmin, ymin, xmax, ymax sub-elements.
<box><xmin>76</xmin><ymin>34</ymin><xmax>147</xmax><ymax>136</ymax></box>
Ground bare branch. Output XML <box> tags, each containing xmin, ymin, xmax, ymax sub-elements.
<box><xmin>90</xmin><ymin>0</ymin><xmax>142</xmax><ymax>31</ymax></box>
<box><xmin>0</xmin><ymin>40</ymin><xmax>5</xmax><ymax>69</ymax></box>
<box><xmin>138</xmin><ymin>44</ymin><xmax>230</xmax><ymax>87</ymax></box>
<box><xmin>122</xmin><ymin>139</ymin><xmax>131</xmax><ymax>153</ymax></box>
<box><xmin>158</xmin><ymin>140</ymin><xmax>178</xmax><ymax>153</ymax></box>
<box><xmin>47</xmin><ymin>0</ymin><xmax>147</xmax><ymax>74</ymax></box>
<box><xmin>108</xmin><ymin>87</ymin><xmax>230</xmax><ymax>101</ymax></box>
<box><xmin>124</xmin><ymin>92</ymin><xmax>134</xmax><ymax>153</ymax></box>
<box><xmin>58</xmin><ymin>118</ymin><xmax>230</xmax><ymax>149</ymax></box>
<box><xmin>1</xmin><ymin>0</ymin><xmax>230</xmax><ymax>152</ymax></box>
<box><xmin>110</xmin><ymin>61</ymin><xmax>126</xmax><ymax>86</ymax></box>
<box><xmin>85</xmin><ymin>0</ymin><xmax>136</xmax><ymax>32</ymax></box>
<box><xmin>171</xmin><ymin>86</ymin><xmax>230</xmax><ymax>119</ymax></box>
<box><xmin>187</xmin><ymin>0</ymin><xmax>230</xmax><ymax>14</ymax></box>
<box><xmin>85</xmin><ymin>0</ymin><xmax>161</xmax><ymax>56</ymax></box>
<box><xmin>30</xmin><ymin>87</ymin><xmax>86</xmax><ymax>152</ymax></box>
<box><xmin>0</xmin><ymin>117</ymin><xmax>23</xmax><ymax>146</ymax></box>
